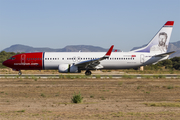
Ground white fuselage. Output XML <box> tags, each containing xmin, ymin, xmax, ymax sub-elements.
<box><xmin>43</xmin><ymin>52</ymin><xmax>168</xmax><ymax>70</ymax></box>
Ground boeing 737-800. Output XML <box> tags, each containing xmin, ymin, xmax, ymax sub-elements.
<box><xmin>3</xmin><ymin>21</ymin><xmax>175</xmax><ymax>75</ymax></box>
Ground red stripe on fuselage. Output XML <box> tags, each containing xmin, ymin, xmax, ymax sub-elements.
<box><xmin>5</xmin><ymin>52</ymin><xmax>43</xmax><ymax>70</ymax></box>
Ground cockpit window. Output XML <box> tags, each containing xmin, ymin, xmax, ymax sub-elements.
<box><xmin>9</xmin><ymin>57</ymin><xmax>15</xmax><ymax>60</ymax></box>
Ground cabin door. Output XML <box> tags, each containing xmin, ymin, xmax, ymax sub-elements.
<box><xmin>140</xmin><ymin>54</ymin><xmax>144</xmax><ymax>63</ymax></box>
<box><xmin>21</xmin><ymin>54</ymin><xmax>26</xmax><ymax>64</ymax></box>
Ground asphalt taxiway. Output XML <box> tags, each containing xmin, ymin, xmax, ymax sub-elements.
<box><xmin>0</xmin><ymin>74</ymin><xmax>179</xmax><ymax>79</ymax></box>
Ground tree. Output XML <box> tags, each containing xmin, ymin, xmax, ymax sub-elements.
<box><xmin>171</xmin><ymin>57</ymin><xmax>180</xmax><ymax>70</ymax></box>
<box><xmin>0</xmin><ymin>51</ymin><xmax>16</xmax><ymax>68</ymax></box>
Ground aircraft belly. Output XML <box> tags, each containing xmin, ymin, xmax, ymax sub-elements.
<box><xmin>102</xmin><ymin>61</ymin><xmax>140</xmax><ymax>69</ymax></box>
<box><xmin>44</xmin><ymin>61</ymin><xmax>59</xmax><ymax>69</ymax></box>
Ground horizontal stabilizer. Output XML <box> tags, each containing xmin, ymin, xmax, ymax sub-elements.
<box><xmin>154</xmin><ymin>51</ymin><xmax>175</xmax><ymax>57</ymax></box>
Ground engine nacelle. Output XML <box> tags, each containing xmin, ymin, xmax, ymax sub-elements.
<box><xmin>58</xmin><ymin>64</ymin><xmax>79</xmax><ymax>73</ymax></box>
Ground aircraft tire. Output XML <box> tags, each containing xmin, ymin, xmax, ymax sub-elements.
<box><xmin>18</xmin><ymin>70</ymin><xmax>22</xmax><ymax>76</ymax></box>
<box><xmin>85</xmin><ymin>70</ymin><xmax>91</xmax><ymax>75</ymax></box>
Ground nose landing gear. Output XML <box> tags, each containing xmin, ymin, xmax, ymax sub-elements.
<box><xmin>18</xmin><ymin>70</ymin><xmax>22</xmax><ymax>75</ymax></box>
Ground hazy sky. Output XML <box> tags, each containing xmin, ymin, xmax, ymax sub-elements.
<box><xmin>0</xmin><ymin>0</ymin><xmax>180</xmax><ymax>52</ymax></box>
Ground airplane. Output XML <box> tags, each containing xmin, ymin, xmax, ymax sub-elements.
<box><xmin>3</xmin><ymin>21</ymin><xmax>175</xmax><ymax>75</ymax></box>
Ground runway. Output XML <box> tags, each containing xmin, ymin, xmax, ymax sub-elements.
<box><xmin>0</xmin><ymin>74</ymin><xmax>179</xmax><ymax>79</ymax></box>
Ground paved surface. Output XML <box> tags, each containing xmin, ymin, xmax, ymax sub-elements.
<box><xmin>0</xmin><ymin>74</ymin><xmax>179</xmax><ymax>78</ymax></box>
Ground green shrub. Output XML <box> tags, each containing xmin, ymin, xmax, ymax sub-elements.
<box><xmin>90</xmin><ymin>95</ymin><xmax>94</xmax><ymax>98</ymax></box>
<box><xmin>41</xmin><ymin>93</ymin><xmax>46</xmax><ymax>97</ymax></box>
<box><xmin>100</xmin><ymin>96</ymin><xmax>105</xmax><ymax>100</ymax></box>
<box><xmin>34</xmin><ymin>78</ymin><xmax>38</xmax><ymax>81</ymax></box>
<box><xmin>66</xmin><ymin>75</ymin><xmax>72</xmax><ymax>79</ymax></box>
<box><xmin>167</xmin><ymin>85</ymin><xmax>174</xmax><ymax>89</ymax></box>
<box><xmin>59</xmin><ymin>75</ymin><xmax>67</xmax><ymax>79</ymax></box>
<box><xmin>96</xmin><ymin>75</ymin><xmax>101</xmax><ymax>79</ymax></box>
<box><xmin>141</xmin><ymin>75</ymin><xmax>151</xmax><ymax>79</ymax></box>
<box><xmin>74</xmin><ymin>75</ymin><xmax>81</xmax><ymax>79</ymax></box>
<box><xmin>108</xmin><ymin>75</ymin><xmax>112</xmax><ymax>79</ymax></box>
<box><xmin>137</xmin><ymin>86</ymin><xmax>141</xmax><ymax>89</ymax></box>
<box><xmin>168</xmin><ymin>69</ymin><xmax>174</xmax><ymax>74</ymax></box>
<box><xmin>122</xmin><ymin>75</ymin><xmax>135</xmax><ymax>79</ymax></box>
<box><xmin>25</xmin><ymin>76</ymin><xmax>29</xmax><ymax>79</ymax></box>
<box><xmin>17</xmin><ymin>110</ymin><xmax>25</xmax><ymax>112</ymax></box>
<box><xmin>118</xmin><ymin>81</ymin><xmax>123</xmax><ymax>86</ymax></box>
<box><xmin>177</xmin><ymin>75</ymin><xmax>180</xmax><ymax>79</ymax></box>
<box><xmin>71</xmin><ymin>92</ymin><xmax>83</xmax><ymax>103</ymax></box>
<box><xmin>158</xmin><ymin>75</ymin><xmax>165</xmax><ymax>79</ymax></box>
<box><xmin>153</xmin><ymin>75</ymin><xmax>159</xmax><ymax>79</ymax></box>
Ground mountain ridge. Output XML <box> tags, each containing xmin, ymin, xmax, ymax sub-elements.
<box><xmin>2</xmin><ymin>44</ymin><xmax>114</xmax><ymax>53</ymax></box>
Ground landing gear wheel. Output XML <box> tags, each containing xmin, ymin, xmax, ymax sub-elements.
<box><xmin>18</xmin><ymin>70</ymin><xmax>22</xmax><ymax>76</ymax></box>
<box><xmin>85</xmin><ymin>70</ymin><xmax>92</xmax><ymax>75</ymax></box>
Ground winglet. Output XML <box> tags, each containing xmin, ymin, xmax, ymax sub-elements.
<box><xmin>104</xmin><ymin>45</ymin><xmax>114</xmax><ymax>57</ymax></box>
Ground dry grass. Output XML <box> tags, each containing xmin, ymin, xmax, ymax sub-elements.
<box><xmin>144</xmin><ymin>102</ymin><xmax>180</xmax><ymax>107</ymax></box>
<box><xmin>0</xmin><ymin>78</ymin><xmax>180</xmax><ymax>119</ymax></box>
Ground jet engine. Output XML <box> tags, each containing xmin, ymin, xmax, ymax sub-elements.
<box><xmin>58</xmin><ymin>64</ymin><xmax>79</xmax><ymax>73</ymax></box>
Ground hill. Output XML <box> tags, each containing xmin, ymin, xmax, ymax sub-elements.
<box><xmin>2</xmin><ymin>44</ymin><xmax>114</xmax><ymax>53</ymax></box>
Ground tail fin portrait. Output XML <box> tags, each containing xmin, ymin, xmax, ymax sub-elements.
<box><xmin>132</xmin><ymin>21</ymin><xmax>174</xmax><ymax>53</ymax></box>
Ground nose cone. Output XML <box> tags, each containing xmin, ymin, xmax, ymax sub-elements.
<box><xmin>2</xmin><ymin>60</ymin><xmax>8</xmax><ymax>67</ymax></box>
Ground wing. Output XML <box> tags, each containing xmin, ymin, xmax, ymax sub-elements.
<box><xmin>75</xmin><ymin>45</ymin><xmax>114</xmax><ymax>69</ymax></box>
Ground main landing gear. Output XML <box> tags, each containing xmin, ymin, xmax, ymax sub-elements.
<box><xmin>85</xmin><ymin>70</ymin><xmax>92</xmax><ymax>75</ymax></box>
<box><xmin>18</xmin><ymin>70</ymin><xmax>22</xmax><ymax>75</ymax></box>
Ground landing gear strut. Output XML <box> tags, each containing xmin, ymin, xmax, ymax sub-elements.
<box><xmin>85</xmin><ymin>70</ymin><xmax>92</xmax><ymax>75</ymax></box>
<box><xmin>18</xmin><ymin>70</ymin><xmax>22</xmax><ymax>76</ymax></box>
